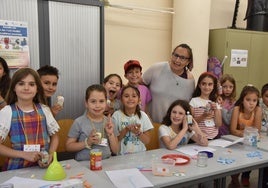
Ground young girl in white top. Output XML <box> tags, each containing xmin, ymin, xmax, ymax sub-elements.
<box><xmin>159</xmin><ymin>99</ymin><xmax>208</xmax><ymax>150</ymax></box>
<box><xmin>0</xmin><ymin>68</ymin><xmax>59</xmax><ymax>171</ymax></box>
<box><xmin>189</xmin><ymin>72</ymin><xmax>222</xmax><ymax>140</ymax></box>
<box><xmin>112</xmin><ymin>85</ymin><xmax>153</xmax><ymax>155</ymax></box>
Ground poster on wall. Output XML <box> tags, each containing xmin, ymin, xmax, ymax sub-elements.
<box><xmin>230</xmin><ymin>49</ymin><xmax>248</xmax><ymax>67</ymax></box>
<box><xmin>0</xmin><ymin>20</ymin><xmax>30</xmax><ymax>68</ymax></box>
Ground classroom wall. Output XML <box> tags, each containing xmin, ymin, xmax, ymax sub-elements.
<box><xmin>104</xmin><ymin>0</ymin><xmax>173</xmax><ymax>83</ymax></box>
<box><xmin>104</xmin><ymin>0</ymin><xmax>248</xmax><ymax>83</ymax></box>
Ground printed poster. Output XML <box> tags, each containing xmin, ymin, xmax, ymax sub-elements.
<box><xmin>0</xmin><ymin>20</ymin><xmax>30</xmax><ymax>68</ymax></box>
<box><xmin>230</xmin><ymin>49</ymin><xmax>248</xmax><ymax>67</ymax></box>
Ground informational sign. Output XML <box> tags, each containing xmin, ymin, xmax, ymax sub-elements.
<box><xmin>230</xmin><ymin>49</ymin><xmax>248</xmax><ymax>67</ymax></box>
<box><xmin>0</xmin><ymin>20</ymin><xmax>30</xmax><ymax>68</ymax></box>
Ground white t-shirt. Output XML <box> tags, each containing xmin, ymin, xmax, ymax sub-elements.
<box><xmin>112</xmin><ymin>110</ymin><xmax>154</xmax><ymax>155</ymax></box>
<box><xmin>158</xmin><ymin>124</ymin><xmax>195</xmax><ymax>148</ymax></box>
<box><xmin>0</xmin><ymin>104</ymin><xmax>59</xmax><ymax>141</ymax></box>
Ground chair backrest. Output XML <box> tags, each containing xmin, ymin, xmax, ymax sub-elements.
<box><xmin>57</xmin><ymin>119</ymin><xmax>74</xmax><ymax>152</ymax></box>
<box><xmin>146</xmin><ymin>122</ymin><xmax>160</xmax><ymax>150</ymax></box>
<box><xmin>0</xmin><ymin>137</ymin><xmax>12</xmax><ymax>169</ymax></box>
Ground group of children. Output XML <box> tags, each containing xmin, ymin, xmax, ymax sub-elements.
<box><xmin>0</xmin><ymin>58</ymin><xmax>154</xmax><ymax>170</ymax></box>
<box><xmin>0</xmin><ymin>56</ymin><xmax>268</xmax><ymax>187</ymax></box>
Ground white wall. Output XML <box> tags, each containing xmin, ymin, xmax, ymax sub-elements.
<box><xmin>104</xmin><ymin>0</ymin><xmax>173</xmax><ymax>84</ymax></box>
<box><xmin>104</xmin><ymin>0</ymin><xmax>248</xmax><ymax>84</ymax></box>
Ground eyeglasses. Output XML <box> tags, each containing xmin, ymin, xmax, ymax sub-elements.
<box><xmin>172</xmin><ymin>53</ymin><xmax>190</xmax><ymax>62</ymax></box>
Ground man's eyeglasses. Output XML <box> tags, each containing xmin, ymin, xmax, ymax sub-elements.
<box><xmin>172</xmin><ymin>53</ymin><xmax>190</xmax><ymax>62</ymax></box>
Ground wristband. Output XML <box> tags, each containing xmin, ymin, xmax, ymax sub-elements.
<box><xmin>84</xmin><ymin>138</ymin><xmax>91</xmax><ymax>149</ymax></box>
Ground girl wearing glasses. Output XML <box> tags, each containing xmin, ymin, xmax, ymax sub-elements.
<box><xmin>143</xmin><ymin>44</ymin><xmax>195</xmax><ymax>123</ymax></box>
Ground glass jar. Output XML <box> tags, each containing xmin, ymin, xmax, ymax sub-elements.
<box><xmin>243</xmin><ymin>127</ymin><xmax>259</xmax><ymax>147</ymax></box>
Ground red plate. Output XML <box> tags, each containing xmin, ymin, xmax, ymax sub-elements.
<box><xmin>161</xmin><ymin>154</ymin><xmax>190</xmax><ymax>165</ymax></box>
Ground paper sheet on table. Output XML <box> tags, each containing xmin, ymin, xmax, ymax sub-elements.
<box><xmin>221</xmin><ymin>134</ymin><xmax>242</xmax><ymax>142</ymax></box>
<box><xmin>175</xmin><ymin>145</ymin><xmax>216</xmax><ymax>156</ymax></box>
<box><xmin>106</xmin><ymin>168</ymin><xmax>153</xmax><ymax>188</ymax></box>
<box><xmin>2</xmin><ymin>176</ymin><xmax>83</xmax><ymax>188</ymax></box>
<box><xmin>2</xmin><ymin>176</ymin><xmax>52</xmax><ymax>187</ymax></box>
<box><xmin>209</xmin><ymin>138</ymin><xmax>244</xmax><ymax>148</ymax></box>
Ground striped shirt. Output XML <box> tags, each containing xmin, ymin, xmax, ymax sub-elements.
<box><xmin>190</xmin><ymin>97</ymin><xmax>218</xmax><ymax>139</ymax></box>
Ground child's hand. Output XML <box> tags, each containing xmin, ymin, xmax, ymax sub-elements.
<box><xmin>105</xmin><ymin>114</ymin><xmax>114</xmax><ymax>135</ymax></box>
<box><xmin>89</xmin><ymin>129</ymin><xmax>100</xmax><ymax>145</ymax></box>
<box><xmin>23</xmin><ymin>151</ymin><xmax>41</xmax><ymax>162</ymax></box>
<box><xmin>129</xmin><ymin>124</ymin><xmax>141</xmax><ymax>135</ymax></box>
<box><xmin>51</xmin><ymin>103</ymin><xmax>63</xmax><ymax>116</ymax></box>
<box><xmin>190</xmin><ymin>119</ymin><xmax>199</xmax><ymax>130</ymax></box>
<box><xmin>210</xmin><ymin>102</ymin><xmax>218</xmax><ymax>111</ymax></box>
<box><xmin>38</xmin><ymin>153</ymin><xmax>52</xmax><ymax>168</ymax></box>
<box><xmin>204</xmin><ymin>111</ymin><xmax>215</xmax><ymax>119</ymax></box>
<box><xmin>182</xmin><ymin>116</ymin><xmax>189</xmax><ymax>130</ymax></box>
<box><xmin>216</xmin><ymin>96</ymin><xmax>223</xmax><ymax>105</ymax></box>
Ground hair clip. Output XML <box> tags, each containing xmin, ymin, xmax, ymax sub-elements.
<box><xmin>247</xmin><ymin>84</ymin><xmax>254</xmax><ymax>87</ymax></box>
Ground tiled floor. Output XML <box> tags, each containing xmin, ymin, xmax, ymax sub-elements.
<box><xmin>226</xmin><ymin>169</ymin><xmax>258</xmax><ymax>188</ymax></box>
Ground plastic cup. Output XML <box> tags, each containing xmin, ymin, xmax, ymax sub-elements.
<box><xmin>197</xmin><ymin>152</ymin><xmax>208</xmax><ymax>167</ymax></box>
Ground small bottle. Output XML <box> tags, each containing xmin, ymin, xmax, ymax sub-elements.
<box><xmin>186</xmin><ymin>111</ymin><xmax>193</xmax><ymax>126</ymax></box>
<box><xmin>130</xmin><ymin>114</ymin><xmax>136</xmax><ymax>125</ymax></box>
<box><xmin>41</xmin><ymin>147</ymin><xmax>49</xmax><ymax>164</ymax></box>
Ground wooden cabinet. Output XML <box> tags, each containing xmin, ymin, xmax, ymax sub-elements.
<box><xmin>208</xmin><ymin>28</ymin><xmax>268</xmax><ymax>94</ymax></box>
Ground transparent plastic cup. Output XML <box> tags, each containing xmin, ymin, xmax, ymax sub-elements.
<box><xmin>197</xmin><ymin>152</ymin><xmax>208</xmax><ymax>167</ymax></box>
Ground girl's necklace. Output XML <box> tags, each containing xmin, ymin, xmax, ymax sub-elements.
<box><xmin>87</xmin><ymin>114</ymin><xmax>105</xmax><ymax>138</ymax></box>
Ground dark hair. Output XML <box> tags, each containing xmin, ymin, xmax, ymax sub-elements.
<box><xmin>220</xmin><ymin>74</ymin><xmax>236</xmax><ymax>102</ymax></box>
<box><xmin>162</xmin><ymin>100</ymin><xmax>191</xmax><ymax>130</ymax></box>
<box><xmin>6</xmin><ymin>68</ymin><xmax>46</xmax><ymax>105</ymax></box>
<box><xmin>85</xmin><ymin>84</ymin><xmax>107</xmax><ymax>101</ymax></box>
<box><xmin>172</xmin><ymin>43</ymin><xmax>193</xmax><ymax>71</ymax></box>
<box><xmin>0</xmin><ymin>57</ymin><xmax>11</xmax><ymax>98</ymax></box>
<box><xmin>37</xmin><ymin>65</ymin><xmax>59</xmax><ymax>79</ymax></box>
<box><xmin>121</xmin><ymin>85</ymin><xmax>141</xmax><ymax>118</ymax></box>
<box><xmin>261</xmin><ymin>83</ymin><xmax>268</xmax><ymax>97</ymax></box>
<box><xmin>235</xmin><ymin>85</ymin><xmax>260</xmax><ymax>112</ymax></box>
<box><xmin>192</xmin><ymin>72</ymin><xmax>218</xmax><ymax>101</ymax></box>
<box><xmin>103</xmin><ymin>74</ymin><xmax>123</xmax><ymax>88</ymax></box>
